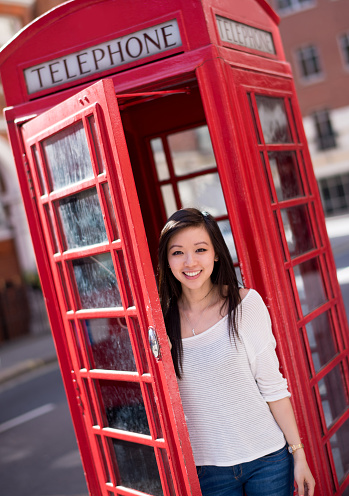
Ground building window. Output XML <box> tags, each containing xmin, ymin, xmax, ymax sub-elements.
<box><xmin>276</xmin><ymin>0</ymin><xmax>315</xmax><ymax>14</ymax></box>
<box><xmin>313</xmin><ymin>110</ymin><xmax>337</xmax><ymax>150</ymax></box>
<box><xmin>338</xmin><ymin>32</ymin><xmax>349</xmax><ymax>68</ymax></box>
<box><xmin>319</xmin><ymin>174</ymin><xmax>349</xmax><ymax>216</ymax></box>
<box><xmin>296</xmin><ymin>45</ymin><xmax>323</xmax><ymax>81</ymax></box>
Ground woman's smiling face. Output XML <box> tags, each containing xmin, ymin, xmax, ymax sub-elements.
<box><xmin>167</xmin><ymin>226</ymin><xmax>217</xmax><ymax>292</ymax></box>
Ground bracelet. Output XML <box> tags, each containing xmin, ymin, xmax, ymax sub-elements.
<box><xmin>288</xmin><ymin>443</ymin><xmax>304</xmax><ymax>454</ymax></box>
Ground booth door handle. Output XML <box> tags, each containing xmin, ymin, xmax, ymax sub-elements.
<box><xmin>148</xmin><ymin>326</ymin><xmax>160</xmax><ymax>359</ymax></box>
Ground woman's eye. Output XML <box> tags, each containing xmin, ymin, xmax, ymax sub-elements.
<box><xmin>172</xmin><ymin>250</ymin><xmax>182</xmax><ymax>256</ymax></box>
<box><xmin>196</xmin><ymin>248</ymin><xmax>207</xmax><ymax>253</ymax></box>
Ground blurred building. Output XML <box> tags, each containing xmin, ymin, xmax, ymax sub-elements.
<box><xmin>268</xmin><ymin>0</ymin><xmax>349</xmax><ymax>217</ymax></box>
<box><xmin>0</xmin><ymin>0</ymin><xmax>64</xmax><ymax>341</ymax></box>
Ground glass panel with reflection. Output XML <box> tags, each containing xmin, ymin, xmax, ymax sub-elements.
<box><xmin>280</xmin><ymin>205</ymin><xmax>315</xmax><ymax>258</ymax></box>
<box><xmin>56</xmin><ymin>188</ymin><xmax>108</xmax><ymax>249</ymax></box>
<box><xmin>330</xmin><ymin>418</ymin><xmax>349</xmax><ymax>484</ymax></box>
<box><xmin>81</xmin><ymin>318</ymin><xmax>136</xmax><ymax>371</ymax></box>
<box><xmin>179</xmin><ymin>173</ymin><xmax>227</xmax><ymax>217</ymax></box>
<box><xmin>168</xmin><ymin>126</ymin><xmax>215</xmax><ymax>176</ymax></box>
<box><xmin>72</xmin><ymin>253</ymin><xmax>122</xmax><ymax>309</ymax></box>
<box><xmin>151</xmin><ymin>138</ymin><xmax>170</xmax><ymax>181</ymax></box>
<box><xmin>305</xmin><ymin>312</ymin><xmax>338</xmax><ymax>373</ymax></box>
<box><xmin>293</xmin><ymin>258</ymin><xmax>327</xmax><ymax>316</ymax></box>
<box><xmin>98</xmin><ymin>380</ymin><xmax>150</xmax><ymax>434</ymax></box>
<box><xmin>268</xmin><ymin>152</ymin><xmax>304</xmax><ymax>201</ymax></box>
<box><xmin>318</xmin><ymin>364</ymin><xmax>348</xmax><ymax>429</ymax></box>
<box><xmin>255</xmin><ymin>95</ymin><xmax>292</xmax><ymax>144</ymax></box>
<box><xmin>42</xmin><ymin>121</ymin><xmax>94</xmax><ymax>190</ymax></box>
<box><xmin>110</xmin><ymin>439</ymin><xmax>163</xmax><ymax>496</ymax></box>
<box><xmin>88</xmin><ymin>115</ymin><xmax>105</xmax><ymax>174</ymax></box>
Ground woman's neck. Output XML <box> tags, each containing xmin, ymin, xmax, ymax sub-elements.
<box><xmin>180</xmin><ymin>282</ymin><xmax>215</xmax><ymax>311</ymax></box>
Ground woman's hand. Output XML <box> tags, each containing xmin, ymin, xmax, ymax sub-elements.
<box><xmin>294</xmin><ymin>450</ymin><xmax>315</xmax><ymax>496</ymax></box>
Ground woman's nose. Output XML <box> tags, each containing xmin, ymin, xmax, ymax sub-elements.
<box><xmin>184</xmin><ymin>253</ymin><xmax>195</xmax><ymax>266</ymax></box>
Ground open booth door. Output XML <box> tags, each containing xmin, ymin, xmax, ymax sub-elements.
<box><xmin>20</xmin><ymin>78</ymin><xmax>200</xmax><ymax>496</ymax></box>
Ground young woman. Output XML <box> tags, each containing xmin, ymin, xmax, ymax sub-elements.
<box><xmin>158</xmin><ymin>208</ymin><xmax>315</xmax><ymax>496</ymax></box>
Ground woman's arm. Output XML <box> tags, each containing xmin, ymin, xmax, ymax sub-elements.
<box><xmin>268</xmin><ymin>397</ymin><xmax>315</xmax><ymax>496</ymax></box>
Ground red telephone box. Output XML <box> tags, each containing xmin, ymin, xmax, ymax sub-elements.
<box><xmin>1</xmin><ymin>0</ymin><xmax>348</xmax><ymax>495</ymax></box>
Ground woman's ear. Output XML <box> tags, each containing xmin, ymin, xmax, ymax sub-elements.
<box><xmin>214</xmin><ymin>255</ymin><xmax>219</xmax><ymax>262</ymax></box>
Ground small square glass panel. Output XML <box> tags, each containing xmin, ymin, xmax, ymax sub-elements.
<box><xmin>280</xmin><ymin>205</ymin><xmax>315</xmax><ymax>258</ymax></box>
<box><xmin>55</xmin><ymin>188</ymin><xmax>108</xmax><ymax>250</ymax></box>
<box><xmin>72</xmin><ymin>253</ymin><xmax>122</xmax><ymax>309</ymax></box>
<box><xmin>293</xmin><ymin>257</ymin><xmax>328</xmax><ymax>316</ymax></box>
<box><xmin>267</xmin><ymin>152</ymin><xmax>304</xmax><ymax>201</ymax></box>
<box><xmin>318</xmin><ymin>364</ymin><xmax>348</xmax><ymax>429</ymax></box>
<box><xmin>255</xmin><ymin>95</ymin><xmax>293</xmax><ymax>144</ymax></box>
<box><xmin>305</xmin><ymin>311</ymin><xmax>338</xmax><ymax>373</ymax></box>
<box><xmin>42</xmin><ymin>121</ymin><xmax>94</xmax><ymax>190</ymax></box>
<box><xmin>178</xmin><ymin>173</ymin><xmax>227</xmax><ymax>217</ymax></box>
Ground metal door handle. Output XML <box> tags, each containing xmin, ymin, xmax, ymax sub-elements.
<box><xmin>148</xmin><ymin>326</ymin><xmax>160</xmax><ymax>359</ymax></box>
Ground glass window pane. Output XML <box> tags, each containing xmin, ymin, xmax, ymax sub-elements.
<box><xmin>281</xmin><ymin>205</ymin><xmax>315</xmax><ymax>258</ymax></box>
<box><xmin>102</xmin><ymin>183</ymin><xmax>119</xmax><ymax>241</ymax></box>
<box><xmin>255</xmin><ymin>95</ymin><xmax>293</xmax><ymax>143</ymax></box>
<box><xmin>44</xmin><ymin>204</ymin><xmax>59</xmax><ymax>254</ymax></box>
<box><xmin>99</xmin><ymin>380</ymin><xmax>150</xmax><ymax>434</ymax></box>
<box><xmin>318</xmin><ymin>364</ymin><xmax>348</xmax><ymax>429</ymax></box>
<box><xmin>151</xmin><ymin>138</ymin><xmax>170</xmax><ymax>181</ymax></box>
<box><xmin>110</xmin><ymin>439</ymin><xmax>163</xmax><ymax>496</ymax></box>
<box><xmin>305</xmin><ymin>312</ymin><xmax>338</xmax><ymax>373</ymax></box>
<box><xmin>42</xmin><ymin>121</ymin><xmax>94</xmax><ymax>190</ymax></box>
<box><xmin>82</xmin><ymin>318</ymin><xmax>136</xmax><ymax>371</ymax></box>
<box><xmin>56</xmin><ymin>188</ymin><xmax>108</xmax><ymax>250</ymax></box>
<box><xmin>32</xmin><ymin>145</ymin><xmax>47</xmax><ymax>195</ymax></box>
<box><xmin>268</xmin><ymin>152</ymin><xmax>304</xmax><ymax>201</ymax></box>
<box><xmin>168</xmin><ymin>126</ymin><xmax>215</xmax><ymax>176</ymax></box>
<box><xmin>218</xmin><ymin>219</ymin><xmax>237</xmax><ymax>261</ymax></box>
<box><xmin>72</xmin><ymin>253</ymin><xmax>122</xmax><ymax>309</ymax></box>
<box><xmin>160</xmin><ymin>184</ymin><xmax>177</xmax><ymax>218</ymax></box>
<box><xmin>88</xmin><ymin>115</ymin><xmax>105</xmax><ymax>174</ymax></box>
<box><xmin>293</xmin><ymin>257</ymin><xmax>327</xmax><ymax>315</ymax></box>
<box><xmin>178</xmin><ymin>173</ymin><xmax>227</xmax><ymax>217</ymax></box>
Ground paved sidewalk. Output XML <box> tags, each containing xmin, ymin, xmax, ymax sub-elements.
<box><xmin>0</xmin><ymin>331</ymin><xmax>57</xmax><ymax>384</ymax></box>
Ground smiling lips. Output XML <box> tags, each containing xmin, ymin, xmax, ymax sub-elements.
<box><xmin>183</xmin><ymin>270</ymin><xmax>201</xmax><ymax>278</ymax></box>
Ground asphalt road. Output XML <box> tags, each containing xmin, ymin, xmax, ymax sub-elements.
<box><xmin>0</xmin><ymin>363</ymin><xmax>88</xmax><ymax>496</ymax></box>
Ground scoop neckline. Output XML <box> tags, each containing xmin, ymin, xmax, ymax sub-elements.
<box><xmin>182</xmin><ymin>288</ymin><xmax>252</xmax><ymax>340</ymax></box>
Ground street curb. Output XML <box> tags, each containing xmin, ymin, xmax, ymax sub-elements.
<box><xmin>0</xmin><ymin>355</ymin><xmax>57</xmax><ymax>384</ymax></box>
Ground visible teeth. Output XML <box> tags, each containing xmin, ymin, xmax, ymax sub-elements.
<box><xmin>184</xmin><ymin>271</ymin><xmax>200</xmax><ymax>277</ymax></box>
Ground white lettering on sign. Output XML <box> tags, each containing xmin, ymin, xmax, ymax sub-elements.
<box><xmin>216</xmin><ymin>15</ymin><xmax>275</xmax><ymax>55</ymax></box>
<box><xmin>24</xmin><ymin>19</ymin><xmax>182</xmax><ymax>94</ymax></box>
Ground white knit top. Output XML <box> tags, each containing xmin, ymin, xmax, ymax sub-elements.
<box><xmin>178</xmin><ymin>289</ymin><xmax>290</xmax><ymax>467</ymax></box>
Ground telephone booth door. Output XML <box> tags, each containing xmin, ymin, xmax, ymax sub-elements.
<box><xmin>20</xmin><ymin>78</ymin><xmax>201</xmax><ymax>496</ymax></box>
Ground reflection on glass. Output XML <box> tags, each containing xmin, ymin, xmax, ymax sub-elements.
<box><xmin>102</xmin><ymin>183</ymin><xmax>119</xmax><ymax>241</ymax></box>
<box><xmin>260</xmin><ymin>152</ymin><xmax>275</xmax><ymax>202</ymax></box>
<box><xmin>305</xmin><ymin>312</ymin><xmax>338</xmax><ymax>373</ymax></box>
<box><xmin>330</xmin><ymin>416</ymin><xmax>349</xmax><ymax>484</ymax></box>
<box><xmin>42</xmin><ymin>121</ymin><xmax>94</xmax><ymax>190</ymax></box>
<box><xmin>218</xmin><ymin>220</ymin><xmax>237</xmax><ymax>260</ymax></box>
<box><xmin>318</xmin><ymin>364</ymin><xmax>348</xmax><ymax>428</ymax></box>
<box><xmin>57</xmin><ymin>262</ymin><xmax>71</xmax><ymax>310</ymax></box>
<box><xmin>99</xmin><ymin>380</ymin><xmax>149</xmax><ymax>434</ymax></box>
<box><xmin>111</xmin><ymin>439</ymin><xmax>163</xmax><ymax>496</ymax></box>
<box><xmin>281</xmin><ymin>205</ymin><xmax>315</xmax><ymax>258</ymax></box>
<box><xmin>256</xmin><ymin>95</ymin><xmax>292</xmax><ymax>144</ymax></box>
<box><xmin>88</xmin><ymin>115</ymin><xmax>105</xmax><ymax>174</ymax></box>
<box><xmin>73</xmin><ymin>253</ymin><xmax>122</xmax><ymax>308</ymax></box>
<box><xmin>32</xmin><ymin>145</ymin><xmax>47</xmax><ymax>195</ymax></box>
<box><xmin>151</xmin><ymin>138</ymin><xmax>169</xmax><ymax>181</ymax></box>
<box><xmin>44</xmin><ymin>204</ymin><xmax>59</xmax><ymax>254</ymax></box>
<box><xmin>293</xmin><ymin>258</ymin><xmax>327</xmax><ymax>315</ymax></box>
<box><xmin>268</xmin><ymin>152</ymin><xmax>304</xmax><ymax>201</ymax></box>
<box><xmin>248</xmin><ymin>94</ymin><xmax>261</xmax><ymax>144</ymax></box>
<box><xmin>161</xmin><ymin>184</ymin><xmax>177</xmax><ymax>218</ymax></box>
<box><xmin>82</xmin><ymin>318</ymin><xmax>136</xmax><ymax>371</ymax></box>
<box><xmin>168</xmin><ymin>126</ymin><xmax>215</xmax><ymax>176</ymax></box>
<box><xmin>56</xmin><ymin>188</ymin><xmax>107</xmax><ymax>249</ymax></box>
<box><xmin>179</xmin><ymin>173</ymin><xmax>227</xmax><ymax>217</ymax></box>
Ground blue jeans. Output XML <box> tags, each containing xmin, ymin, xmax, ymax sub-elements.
<box><xmin>196</xmin><ymin>444</ymin><xmax>294</xmax><ymax>496</ymax></box>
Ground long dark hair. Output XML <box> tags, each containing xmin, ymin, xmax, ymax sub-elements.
<box><xmin>158</xmin><ymin>208</ymin><xmax>241</xmax><ymax>378</ymax></box>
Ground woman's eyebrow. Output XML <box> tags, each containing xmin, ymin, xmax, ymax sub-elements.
<box><xmin>168</xmin><ymin>243</ymin><xmax>182</xmax><ymax>250</ymax></box>
<box><xmin>194</xmin><ymin>241</ymin><xmax>209</xmax><ymax>246</ymax></box>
